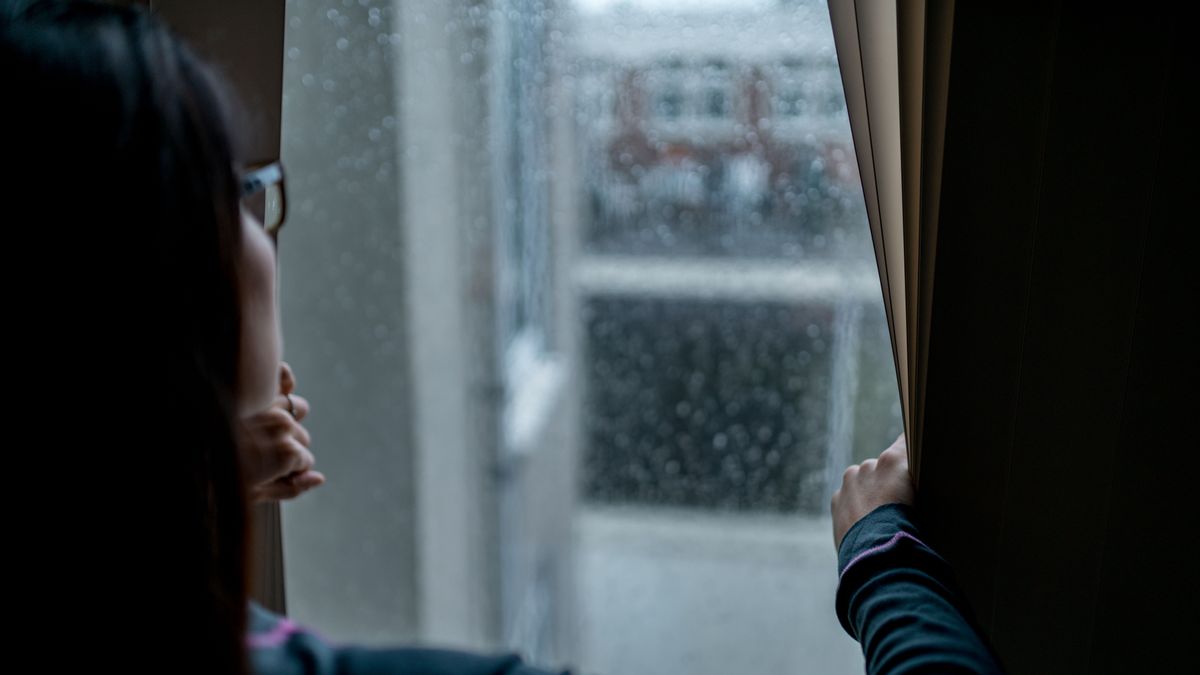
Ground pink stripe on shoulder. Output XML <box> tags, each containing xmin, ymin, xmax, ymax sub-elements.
<box><xmin>247</xmin><ymin>618</ymin><xmax>301</xmax><ymax>649</ymax></box>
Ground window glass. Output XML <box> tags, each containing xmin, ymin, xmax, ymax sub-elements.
<box><xmin>278</xmin><ymin>0</ymin><xmax>901</xmax><ymax>671</ymax></box>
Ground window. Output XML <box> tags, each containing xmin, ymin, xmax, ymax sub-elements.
<box><xmin>778</xmin><ymin>88</ymin><xmax>806</xmax><ymax>116</ymax></box>
<box><xmin>656</xmin><ymin>87</ymin><xmax>686</xmax><ymax>119</ymax></box>
<box><xmin>701</xmin><ymin>59</ymin><xmax>733</xmax><ymax>119</ymax></box>
<box><xmin>277</xmin><ymin>0</ymin><xmax>899</xmax><ymax>671</ymax></box>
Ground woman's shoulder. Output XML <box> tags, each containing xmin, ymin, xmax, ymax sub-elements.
<box><xmin>247</xmin><ymin>602</ymin><xmax>568</xmax><ymax>675</ymax></box>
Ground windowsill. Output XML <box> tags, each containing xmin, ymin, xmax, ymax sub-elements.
<box><xmin>574</xmin><ymin>254</ymin><xmax>880</xmax><ymax>302</ymax></box>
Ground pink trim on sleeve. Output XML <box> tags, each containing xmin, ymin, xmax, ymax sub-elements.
<box><xmin>839</xmin><ymin>531</ymin><xmax>928</xmax><ymax>579</ymax></box>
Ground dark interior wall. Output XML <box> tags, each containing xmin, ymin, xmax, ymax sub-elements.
<box><xmin>918</xmin><ymin>4</ymin><xmax>1197</xmax><ymax>673</ymax></box>
<box><xmin>149</xmin><ymin>0</ymin><xmax>285</xmax><ymax>164</ymax></box>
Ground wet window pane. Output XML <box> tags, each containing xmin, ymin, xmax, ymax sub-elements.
<box><xmin>278</xmin><ymin>0</ymin><xmax>901</xmax><ymax>672</ymax></box>
<box><xmin>584</xmin><ymin>297</ymin><xmax>834</xmax><ymax>512</ymax></box>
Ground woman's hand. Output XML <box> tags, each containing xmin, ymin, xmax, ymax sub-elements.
<box><xmin>831</xmin><ymin>434</ymin><xmax>914</xmax><ymax>549</ymax></box>
<box><xmin>238</xmin><ymin>362</ymin><xmax>325</xmax><ymax>501</ymax></box>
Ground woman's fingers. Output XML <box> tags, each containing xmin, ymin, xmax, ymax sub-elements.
<box><xmin>831</xmin><ymin>435</ymin><xmax>915</xmax><ymax>549</ymax></box>
<box><xmin>272</xmin><ymin>392</ymin><xmax>309</xmax><ymax>422</ymax></box>
<box><xmin>253</xmin><ymin>470</ymin><xmax>326</xmax><ymax>501</ymax></box>
<box><xmin>250</xmin><ymin>406</ymin><xmax>311</xmax><ymax>445</ymax></box>
<box><xmin>241</xmin><ymin>374</ymin><xmax>322</xmax><ymax>502</ymax></box>
<box><xmin>260</xmin><ymin>405</ymin><xmax>311</xmax><ymax>446</ymax></box>
<box><xmin>279</xmin><ymin>361</ymin><xmax>296</xmax><ymax>396</ymax></box>
<box><xmin>284</xmin><ymin>436</ymin><xmax>315</xmax><ymax>476</ymax></box>
<box><xmin>241</xmin><ymin>407</ymin><xmax>314</xmax><ymax>483</ymax></box>
<box><xmin>261</xmin><ymin>435</ymin><xmax>314</xmax><ymax>482</ymax></box>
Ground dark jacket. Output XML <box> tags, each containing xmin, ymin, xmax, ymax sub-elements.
<box><xmin>837</xmin><ymin>504</ymin><xmax>1004</xmax><ymax>674</ymax></box>
<box><xmin>247</xmin><ymin>604</ymin><xmax>564</xmax><ymax>675</ymax></box>
<box><xmin>250</xmin><ymin>503</ymin><xmax>1001</xmax><ymax>674</ymax></box>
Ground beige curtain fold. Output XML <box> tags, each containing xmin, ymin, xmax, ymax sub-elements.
<box><xmin>828</xmin><ymin>0</ymin><xmax>954</xmax><ymax>481</ymax></box>
<box><xmin>828</xmin><ymin>4</ymin><xmax>1197</xmax><ymax>672</ymax></box>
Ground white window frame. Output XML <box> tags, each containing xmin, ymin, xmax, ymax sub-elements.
<box><xmin>490</xmin><ymin>0</ymin><xmax>567</xmax><ymax>458</ymax></box>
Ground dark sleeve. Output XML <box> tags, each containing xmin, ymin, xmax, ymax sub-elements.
<box><xmin>835</xmin><ymin>504</ymin><xmax>1004</xmax><ymax>675</ymax></box>
<box><xmin>248</xmin><ymin>604</ymin><xmax>567</xmax><ymax>675</ymax></box>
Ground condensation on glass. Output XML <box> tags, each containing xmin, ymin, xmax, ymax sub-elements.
<box><xmin>569</xmin><ymin>1</ymin><xmax>898</xmax><ymax>510</ymax></box>
<box><xmin>279</xmin><ymin>0</ymin><xmax>900</xmax><ymax>673</ymax></box>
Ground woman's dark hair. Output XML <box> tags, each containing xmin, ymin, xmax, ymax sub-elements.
<box><xmin>2</xmin><ymin>2</ymin><xmax>251</xmax><ymax>671</ymax></box>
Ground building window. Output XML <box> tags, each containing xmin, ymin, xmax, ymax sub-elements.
<box><xmin>705</xmin><ymin>89</ymin><xmax>730</xmax><ymax>117</ymax></box>
<box><xmin>656</xmin><ymin>88</ymin><xmax>685</xmax><ymax>119</ymax></box>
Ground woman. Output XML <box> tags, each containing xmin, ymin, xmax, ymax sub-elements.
<box><xmin>4</xmin><ymin>0</ymin><xmax>277</xmax><ymax>670</ymax></box>
<box><xmin>2</xmin><ymin>2</ymin><xmax>550</xmax><ymax>672</ymax></box>
<box><xmin>1</xmin><ymin>2</ymin><xmax>999</xmax><ymax>673</ymax></box>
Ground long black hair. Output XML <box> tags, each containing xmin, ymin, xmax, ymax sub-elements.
<box><xmin>2</xmin><ymin>2</ymin><xmax>252</xmax><ymax>671</ymax></box>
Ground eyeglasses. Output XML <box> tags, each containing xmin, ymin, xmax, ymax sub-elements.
<box><xmin>239</xmin><ymin>161</ymin><xmax>287</xmax><ymax>243</ymax></box>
